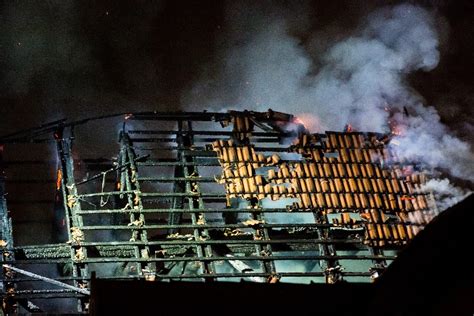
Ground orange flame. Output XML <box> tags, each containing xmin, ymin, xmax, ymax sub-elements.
<box><xmin>293</xmin><ymin>117</ymin><xmax>304</xmax><ymax>125</ymax></box>
<box><xmin>56</xmin><ymin>169</ymin><xmax>62</xmax><ymax>190</ymax></box>
<box><xmin>295</xmin><ymin>113</ymin><xmax>322</xmax><ymax>132</ymax></box>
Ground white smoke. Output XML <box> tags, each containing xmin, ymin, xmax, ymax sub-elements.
<box><xmin>421</xmin><ymin>178</ymin><xmax>471</xmax><ymax>211</ymax></box>
<box><xmin>391</xmin><ymin>108</ymin><xmax>474</xmax><ymax>181</ymax></box>
<box><xmin>184</xmin><ymin>3</ymin><xmax>440</xmax><ymax>131</ymax></box>
<box><xmin>183</xmin><ymin>2</ymin><xmax>473</xmax><ymax>208</ymax></box>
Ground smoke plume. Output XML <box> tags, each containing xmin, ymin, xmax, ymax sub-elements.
<box><xmin>421</xmin><ymin>178</ymin><xmax>471</xmax><ymax>212</ymax></box>
<box><xmin>183</xmin><ymin>2</ymin><xmax>473</xmax><ymax>209</ymax></box>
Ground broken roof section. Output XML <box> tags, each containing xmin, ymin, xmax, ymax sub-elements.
<box><xmin>0</xmin><ymin>110</ymin><xmax>438</xmax><ymax>313</ymax></box>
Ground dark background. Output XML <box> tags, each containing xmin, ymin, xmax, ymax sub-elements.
<box><xmin>0</xmin><ymin>0</ymin><xmax>473</xmax><ymax>143</ymax></box>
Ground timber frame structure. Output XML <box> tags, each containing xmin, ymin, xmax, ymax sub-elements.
<box><xmin>0</xmin><ymin>110</ymin><xmax>438</xmax><ymax>313</ymax></box>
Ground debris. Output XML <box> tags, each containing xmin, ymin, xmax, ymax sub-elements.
<box><xmin>166</xmin><ymin>233</ymin><xmax>194</xmax><ymax>240</ymax></box>
<box><xmin>253</xmin><ymin>230</ymin><xmax>263</xmax><ymax>240</ymax></box>
<box><xmin>142</xmin><ymin>268</ymin><xmax>156</xmax><ymax>281</ymax></box>
<box><xmin>133</xmin><ymin>193</ymin><xmax>140</xmax><ymax>205</ymax></box>
<box><xmin>266</xmin><ymin>154</ymin><xmax>280</xmax><ymax>165</ymax></box>
<box><xmin>128</xmin><ymin>219</ymin><xmax>144</xmax><ymax>227</ymax></box>
<box><xmin>68</xmin><ymin>227</ymin><xmax>84</xmax><ymax>244</ymax></box>
<box><xmin>154</xmin><ymin>250</ymin><xmax>167</xmax><ymax>256</ymax></box>
<box><xmin>225</xmin><ymin>254</ymin><xmax>265</xmax><ymax>283</ymax></box>
<box><xmin>267</xmin><ymin>274</ymin><xmax>281</xmax><ymax>283</ymax></box>
<box><xmin>369</xmin><ymin>263</ymin><xmax>386</xmax><ymax>281</ymax></box>
<box><xmin>197</xmin><ymin>214</ymin><xmax>205</xmax><ymax>225</ymax></box>
<box><xmin>67</xmin><ymin>195</ymin><xmax>77</xmax><ymax>208</ymax></box>
<box><xmin>242</xmin><ymin>219</ymin><xmax>264</xmax><ymax>226</ymax></box>
<box><xmin>4</xmin><ymin>267</ymin><xmax>14</xmax><ymax>278</ymax></box>
<box><xmin>214</xmin><ymin>175</ymin><xmax>225</xmax><ymax>184</ymax></box>
<box><xmin>223</xmin><ymin>228</ymin><xmax>250</xmax><ymax>237</ymax></box>
<box><xmin>325</xmin><ymin>265</ymin><xmax>344</xmax><ymax>284</ymax></box>
<box><xmin>121</xmin><ymin>203</ymin><xmax>131</xmax><ymax>210</ymax></box>
<box><xmin>74</xmin><ymin>248</ymin><xmax>85</xmax><ymax>261</ymax></box>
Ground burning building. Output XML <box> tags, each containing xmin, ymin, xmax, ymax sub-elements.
<box><xmin>0</xmin><ymin>110</ymin><xmax>439</xmax><ymax>313</ymax></box>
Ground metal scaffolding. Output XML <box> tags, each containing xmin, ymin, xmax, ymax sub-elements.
<box><xmin>0</xmin><ymin>110</ymin><xmax>438</xmax><ymax>313</ymax></box>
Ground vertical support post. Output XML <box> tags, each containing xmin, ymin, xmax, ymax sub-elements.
<box><xmin>54</xmin><ymin>128</ymin><xmax>89</xmax><ymax>312</ymax></box>
<box><xmin>0</xmin><ymin>144</ymin><xmax>17</xmax><ymax>314</ymax></box>
<box><xmin>168</xmin><ymin>125</ymin><xmax>185</xmax><ymax>233</ymax></box>
<box><xmin>368</xmin><ymin>211</ymin><xmax>386</xmax><ymax>281</ymax></box>
<box><xmin>231</xmin><ymin>113</ymin><xmax>276</xmax><ymax>279</ymax></box>
<box><xmin>313</xmin><ymin>135</ymin><xmax>342</xmax><ymax>283</ymax></box>
<box><xmin>313</xmin><ymin>209</ymin><xmax>341</xmax><ymax>283</ymax></box>
<box><xmin>369</xmin><ymin>245</ymin><xmax>386</xmax><ymax>281</ymax></box>
<box><xmin>251</xmin><ymin>207</ymin><xmax>277</xmax><ymax>280</ymax></box>
<box><xmin>119</xmin><ymin>131</ymin><xmax>152</xmax><ymax>278</ymax></box>
<box><xmin>180</xmin><ymin>120</ymin><xmax>215</xmax><ymax>281</ymax></box>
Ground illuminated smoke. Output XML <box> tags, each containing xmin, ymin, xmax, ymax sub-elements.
<box><xmin>184</xmin><ymin>3</ymin><xmax>440</xmax><ymax>131</ymax></box>
<box><xmin>184</xmin><ymin>2</ymin><xmax>473</xmax><ymax>208</ymax></box>
<box><xmin>421</xmin><ymin>178</ymin><xmax>471</xmax><ymax>211</ymax></box>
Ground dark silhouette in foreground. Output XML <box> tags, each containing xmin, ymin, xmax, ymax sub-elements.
<box><xmin>90</xmin><ymin>195</ymin><xmax>474</xmax><ymax>315</ymax></box>
<box><xmin>367</xmin><ymin>193</ymin><xmax>474</xmax><ymax>315</ymax></box>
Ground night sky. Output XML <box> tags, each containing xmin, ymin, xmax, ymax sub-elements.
<box><xmin>0</xmin><ymin>0</ymin><xmax>473</xmax><ymax>144</ymax></box>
